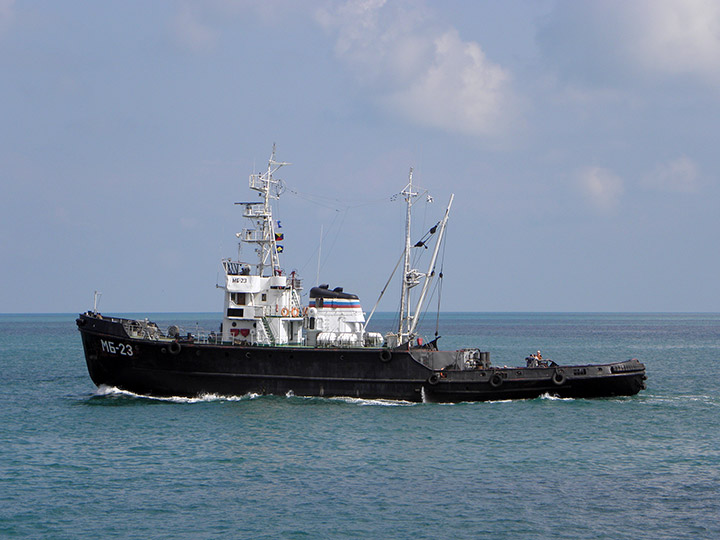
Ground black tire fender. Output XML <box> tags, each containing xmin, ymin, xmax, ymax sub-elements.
<box><xmin>490</xmin><ymin>372</ymin><xmax>503</xmax><ymax>388</ymax></box>
<box><xmin>380</xmin><ymin>350</ymin><xmax>392</xmax><ymax>363</ymax></box>
<box><xmin>427</xmin><ymin>373</ymin><xmax>440</xmax><ymax>385</ymax></box>
<box><xmin>552</xmin><ymin>369</ymin><xmax>566</xmax><ymax>386</ymax></box>
<box><xmin>168</xmin><ymin>341</ymin><xmax>181</xmax><ymax>355</ymax></box>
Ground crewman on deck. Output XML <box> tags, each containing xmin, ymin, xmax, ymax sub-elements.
<box><xmin>526</xmin><ymin>352</ymin><xmax>539</xmax><ymax>367</ymax></box>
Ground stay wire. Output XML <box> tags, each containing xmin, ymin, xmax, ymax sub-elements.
<box><xmin>406</xmin><ymin>226</ymin><xmax>446</xmax><ymax>339</ymax></box>
<box><xmin>319</xmin><ymin>207</ymin><xmax>349</xmax><ymax>275</ymax></box>
<box><xmin>435</xmin><ymin>220</ymin><xmax>448</xmax><ymax>337</ymax></box>
<box><xmin>296</xmin><ymin>209</ymin><xmax>343</xmax><ymax>275</ymax></box>
<box><xmin>286</xmin><ymin>184</ymin><xmax>398</xmax><ymax>279</ymax></box>
<box><xmin>286</xmin><ymin>185</ymin><xmax>396</xmax><ymax>211</ymax></box>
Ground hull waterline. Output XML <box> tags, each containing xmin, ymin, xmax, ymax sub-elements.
<box><xmin>78</xmin><ymin>314</ymin><xmax>646</xmax><ymax>402</ymax></box>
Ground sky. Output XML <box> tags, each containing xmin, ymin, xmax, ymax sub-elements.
<box><xmin>1</xmin><ymin>0</ymin><xmax>719</xmax><ymax>313</ymax></box>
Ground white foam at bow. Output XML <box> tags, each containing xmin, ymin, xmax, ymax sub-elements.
<box><xmin>93</xmin><ymin>385</ymin><xmax>260</xmax><ymax>403</ymax></box>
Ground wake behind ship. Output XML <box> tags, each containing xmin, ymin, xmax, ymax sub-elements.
<box><xmin>77</xmin><ymin>147</ymin><xmax>646</xmax><ymax>402</ymax></box>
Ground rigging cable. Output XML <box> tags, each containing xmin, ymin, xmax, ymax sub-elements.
<box><xmin>364</xmin><ymin>251</ymin><xmax>404</xmax><ymax>332</ymax></box>
<box><xmin>285</xmin><ymin>185</ymin><xmax>397</xmax><ymax>277</ymax></box>
<box><xmin>296</xmin><ymin>208</ymin><xmax>343</xmax><ymax>275</ymax></box>
<box><xmin>435</xmin><ymin>219</ymin><xmax>448</xmax><ymax>338</ymax></box>
<box><xmin>406</xmin><ymin>226</ymin><xmax>445</xmax><ymax>339</ymax></box>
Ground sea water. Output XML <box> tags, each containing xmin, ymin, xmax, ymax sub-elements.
<box><xmin>0</xmin><ymin>313</ymin><xmax>718</xmax><ymax>539</ymax></box>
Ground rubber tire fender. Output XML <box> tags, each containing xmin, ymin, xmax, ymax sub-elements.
<box><xmin>168</xmin><ymin>341</ymin><xmax>182</xmax><ymax>355</ymax></box>
<box><xmin>552</xmin><ymin>369</ymin><xmax>566</xmax><ymax>386</ymax></box>
<box><xmin>489</xmin><ymin>372</ymin><xmax>504</xmax><ymax>388</ymax></box>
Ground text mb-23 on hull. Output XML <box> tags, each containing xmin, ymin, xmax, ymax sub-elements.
<box><xmin>77</xmin><ymin>148</ymin><xmax>647</xmax><ymax>402</ymax></box>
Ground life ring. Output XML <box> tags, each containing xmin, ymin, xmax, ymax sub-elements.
<box><xmin>303</xmin><ymin>306</ymin><xmax>308</xmax><ymax>316</ymax></box>
<box><xmin>427</xmin><ymin>373</ymin><xmax>440</xmax><ymax>385</ymax></box>
<box><xmin>169</xmin><ymin>341</ymin><xmax>181</xmax><ymax>355</ymax></box>
<box><xmin>552</xmin><ymin>369</ymin><xmax>566</xmax><ymax>386</ymax></box>
<box><xmin>281</xmin><ymin>307</ymin><xmax>289</xmax><ymax>317</ymax></box>
<box><xmin>489</xmin><ymin>372</ymin><xmax>503</xmax><ymax>388</ymax></box>
<box><xmin>379</xmin><ymin>350</ymin><xmax>392</xmax><ymax>363</ymax></box>
<box><xmin>291</xmin><ymin>307</ymin><xmax>299</xmax><ymax>317</ymax></box>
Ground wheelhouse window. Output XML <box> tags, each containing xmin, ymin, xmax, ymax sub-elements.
<box><xmin>231</xmin><ymin>293</ymin><xmax>247</xmax><ymax>305</ymax></box>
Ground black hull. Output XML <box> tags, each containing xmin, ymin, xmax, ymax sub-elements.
<box><xmin>77</xmin><ymin>314</ymin><xmax>647</xmax><ymax>402</ymax></box>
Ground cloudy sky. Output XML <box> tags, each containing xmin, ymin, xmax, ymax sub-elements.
<box><xmin>1</xmin><ymin>0</ymin><xmax>719</xmax><ymax>313</ymax></box>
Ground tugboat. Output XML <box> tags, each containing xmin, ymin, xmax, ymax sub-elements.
<box><xmin>77</xmin><ymin>148</ymin><xmax>646</xmax><ymax>402</ymax></box>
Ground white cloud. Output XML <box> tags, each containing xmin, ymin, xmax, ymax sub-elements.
<box><xmin>385</xmin><ymin>29</ymin><xmax>510</xmax><ymax>137</ymax></box>
<box><xmin>628</xmin><ymin>0</ymin><xmax>720</xmax><ymax>81</ymax></box>
<box><xmin>577</xmin><ymin>166</ymin><xmax>624</xmax><ymax>212</ymax></box>
<box><xmin>540</xmin><ymin>0</ymin><xmax>720</xmax><ymax>85</ymax></box>
<box><xmin>643</xmin><ymin>156</ymin><xmax>699</xmax><ymax>193</ymax></box>
<box><xmin>316</xmin><ymin>0</ymin><xmax>514</xmax><ymax>137</ymax></box>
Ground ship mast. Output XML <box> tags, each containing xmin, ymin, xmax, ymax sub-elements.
<box><xmin>398</xmin><ymin>169</ymin><xmax>422</xmax><ymax>343</ymax></box>
<box><xmin>245</xmin><ymin>144</ymin><xmax>289</xmax><ymax>276</ymax></box>
<box><xmin>397</xmin><ymin>169</ymin><xmax>454</xmax><ymax>345</ymax></box>
<box><xmin>408</xmin><ymin>193</ymin><xmax>454</xmax><ymax>337</ymax></box>
<box><xmin>398</xmin><ymin>169</ymin><xmax>411</xmax><ymax>339</ymax></box>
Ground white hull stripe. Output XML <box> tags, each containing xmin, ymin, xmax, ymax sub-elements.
<box><xmin>309</xmin><ymin>299</ymin><xmax>361</xmax><ymax>309</ymax></box>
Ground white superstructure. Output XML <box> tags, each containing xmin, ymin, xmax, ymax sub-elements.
<box><xmin>305</xmin><ymin>285</ymin><xmax>383</xmax><ymax>347</ymax></box>
<box><xmin>219</xmin><ymin>147</ymin><xmax>448</xmax><ymax>350</ymax></box>
<box><xmin>219</xmin><ymin>147</ymin><xmax>303</xmax><ymax>345</ymax></box>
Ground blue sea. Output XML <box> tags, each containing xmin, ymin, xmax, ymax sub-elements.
<box><xmin>1</xmin><ymin>312</ymin><xmax>719</xmax><ymax>539</ymax></box>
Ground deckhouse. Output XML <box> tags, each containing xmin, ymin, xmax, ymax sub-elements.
<box><xmin>306</xmin><ymin>285</ymin><xmax>383</xmax><ymax>347</ymax></box>
<box><xmin>219</xmin><ymin>147</ymin><xmax>381</xmax><ymax>349</ymax></box>
<box><xmin>219</xmin><ymin>149</ymin><xmax>303</xmax><ymax>345</ymax></box>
